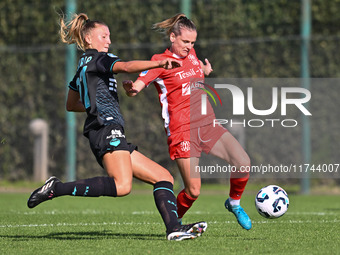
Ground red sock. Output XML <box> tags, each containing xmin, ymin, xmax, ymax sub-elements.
<box><xmin>176</xmin><ymin>189</ymin><xmax>197</xmax><ymax>219</ymax></box>
<box><xmin>229</xmin><ymin>174</ymin><xmax>249</xmax><ymax>199</ymax></box>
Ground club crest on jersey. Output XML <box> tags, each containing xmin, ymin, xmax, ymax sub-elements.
<box><xmin>188</xmin><ymin>54</ymin><xmax>200</xmax><ymax>66</ymax></box>
<box><xmin>180</xmin><ymin>141</ymin><xmax>190</xmax><ymax>152</ymax></box>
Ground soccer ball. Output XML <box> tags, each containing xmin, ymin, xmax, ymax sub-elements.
<box><xmin>255</xmin><ymin>185</ymin><xmax>289</xmax><ymax>218</ymax></box>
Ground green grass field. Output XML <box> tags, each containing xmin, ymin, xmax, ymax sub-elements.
<box><xmin>0</xmin><ymin>184</ymin><xmax>339</xmax><ymax>255</ymax></box>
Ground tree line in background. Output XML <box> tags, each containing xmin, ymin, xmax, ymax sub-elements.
<box><xmin>0</xmin><ymin>0</ymin><xmax>339</xmax><ymax>184</ymax></box>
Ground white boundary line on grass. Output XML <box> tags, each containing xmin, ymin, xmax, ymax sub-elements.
<box><xmin>0</xmin><ymin>221</ymin><xmax>161</xmax><ymax>228</ymax></box>
<box><xmin>1</xmin><ymin>219</ymin><xmax>339</xmax><ymax>229</ymax></box>
<box><xmin>12</xmin><ymin>210</ymin><xmax>339</xmax><ymax>216</ymax></box>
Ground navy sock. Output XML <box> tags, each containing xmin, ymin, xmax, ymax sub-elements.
<box><xmin>153</xmin><ymin>181</ymin><xmax>179</xmax><ymax>233</ymax></box>
<box><xmin>54</xmin><ymin>176</ymin><xmax>117</xmax><ymax>197</ymax></box>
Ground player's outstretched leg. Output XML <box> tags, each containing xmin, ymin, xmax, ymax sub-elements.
<box><xmin>27</xmin><ymin>176</ymin><xmax>60</xmax><ymax>208</ymax></box>
<box><xmin>166</xmin><ymin>221</ymin><xmax>207</xmax><ymax>241</ymax></box>
<box><xmin>28</xmin><ymin>176</ymin><xmax>117</xmax><ymax>209</ymax></box>
<box><xmin>225</xmin><ymin>198</ymin><xmax>252</xmax><ymax>230</ymax></box>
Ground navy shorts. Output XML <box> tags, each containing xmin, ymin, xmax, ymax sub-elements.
<box><xmin>87</xmin><ymin>124</ymin><xmax>137</xmax><ymax>168</ymax></box>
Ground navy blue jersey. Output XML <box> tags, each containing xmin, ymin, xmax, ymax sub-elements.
<box><xmin>69</xmin><ymin>49</ymin><xmax>124</xmax><ymax>136</ymax></box>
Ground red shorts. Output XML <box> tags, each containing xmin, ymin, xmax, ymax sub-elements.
<box><xmin>167</xmin><ymin>123</ymin><xmax>228</xmax><ymax>160</ymax></box>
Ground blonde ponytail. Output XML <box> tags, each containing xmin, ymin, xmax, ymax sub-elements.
<box><xmin>153</xmin><ymin>13</ymin><xmax>196</xmax><ymax>36</ymax></box>
<box><xmin>59</xmin><ymin>13</ymin><xmax>106</xmax><ymax>51</ymax></box>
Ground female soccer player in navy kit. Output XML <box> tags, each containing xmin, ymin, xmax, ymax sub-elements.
<box><xmin>124</xmin><ymin>13</ymin><xmax>252</xmax><ymax>230</ymax></box>
<box><xmin>27</xmin><ymin>13</ymin><xmax>207</xmax><ymax>241</ymax></box>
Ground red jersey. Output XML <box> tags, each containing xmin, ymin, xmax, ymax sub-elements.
<box><xmin>138</xmin><ymin>48</ymin><xmax>215</xmax><ymax>136</ymax></box>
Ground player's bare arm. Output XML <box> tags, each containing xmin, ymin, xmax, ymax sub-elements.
<box><xmin>66</xmin><ymin>89</ymin><xmax>86</xmax><ymax>112</ymax></box>
<box><xmin>112</xmin><ymin>58</ymin><xmax>181</xmax><ymax>73</ymax></box>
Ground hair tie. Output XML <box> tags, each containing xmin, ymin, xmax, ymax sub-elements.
<box><xmin>85</xmin><ymin>19</ymin><xmax>91</xmax><ymax>24</ymax></box>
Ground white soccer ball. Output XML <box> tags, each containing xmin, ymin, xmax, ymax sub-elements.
<box><xmin>255</xmin><ymin>185</ymin><xmax>289</xmax><ymax>219</ymax></box>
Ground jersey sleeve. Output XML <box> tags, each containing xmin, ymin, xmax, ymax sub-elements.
<box><xmin>96</xmin><ymin>53</ymin><xmax>121</xmax><ymax>74</ymax></box>
<box><xmin>137</xmin><ymin>55</ymin><xmax>164</xmax><ymax>87</ymax></box>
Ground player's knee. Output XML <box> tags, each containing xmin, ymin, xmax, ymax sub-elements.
<box><xmin>159</xmin><ymin>172</ymin><xmax>174</xmax><ymax>184</ymax></box>
<box><xmin>235</xmin><ymin>154</ymin><xmax>251</xmax><ymax>170</ymax></box>
<box><xmin>186</xmin><ymin>185</ymin><xmax>201</xmax><ymax>198</ymax></box>
<box><xmin>116</xmin><ymin>181</ymin><xmax>132</xmax><ymax>196</ymax></box>
<box><xmin>241</xmin><ymin>157</ymin><xmax>251</xmax><ymax>169</ymax></box>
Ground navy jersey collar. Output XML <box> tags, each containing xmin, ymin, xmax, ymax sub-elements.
<box><xmin>84</xmin><ymin>49</ymin><xmax>98</xmax><ymax>54</ymax></box>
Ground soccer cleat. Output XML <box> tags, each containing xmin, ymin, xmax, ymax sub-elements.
<box><xmin>27</xmin><ymin>176</ymin><xmax>60</xmax><ymax>209</ymax></box>
<box><xmin>167</xmin><ymin>221</ymin><xmax>207</xmax><ymax>241</ymax></box>
<box><xmin>225</xmin><ymin>198</ymin><xmax>252</xmax><ymax>230</ymax></box>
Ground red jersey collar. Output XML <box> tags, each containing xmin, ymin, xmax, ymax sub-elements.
<box><xmin>165</xmin><ymin>48</ymin><xmax>195</xmax><ymax>59</ymax></box>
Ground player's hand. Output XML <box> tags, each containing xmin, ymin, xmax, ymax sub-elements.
<box><xmin>123</xmin><ymin>80</ymin><xmax>138</xmax><ymax>94</ymax></box>
<box><xmin>201</xmin><ymin>58</ymin><xmax>213</xmax><ymax>76</ymax></box>
<box><xmin>159</xmin><ymin>58</ymin><xmax>182</xmax><ymax>69</ymax></box>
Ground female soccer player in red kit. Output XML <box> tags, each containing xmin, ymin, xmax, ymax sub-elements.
<box><xmin>124</xmin><ymin>13</ymin><xmax>252</xmax><ymax>230</ymax></box>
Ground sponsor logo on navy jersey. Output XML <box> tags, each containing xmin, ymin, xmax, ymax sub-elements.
<box><xmin>109</xmin><ymin>138</ymin><xmax>121</xmax><ymax>147</ymax></box>
<box><xmin>107</xmin><ymin>53</ymin><xmax>118</xmax><ymax>58</ymax></box>
<box><xmin>106</xmin><ymin>129</ymin><xmax>125</xmax><ymax>139</ymax></box>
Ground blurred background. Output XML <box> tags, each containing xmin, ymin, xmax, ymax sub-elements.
<box><xmin>0</xmin><ymin>0</ymin><xmax>339</xmax><ymax>193</ymax></box>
